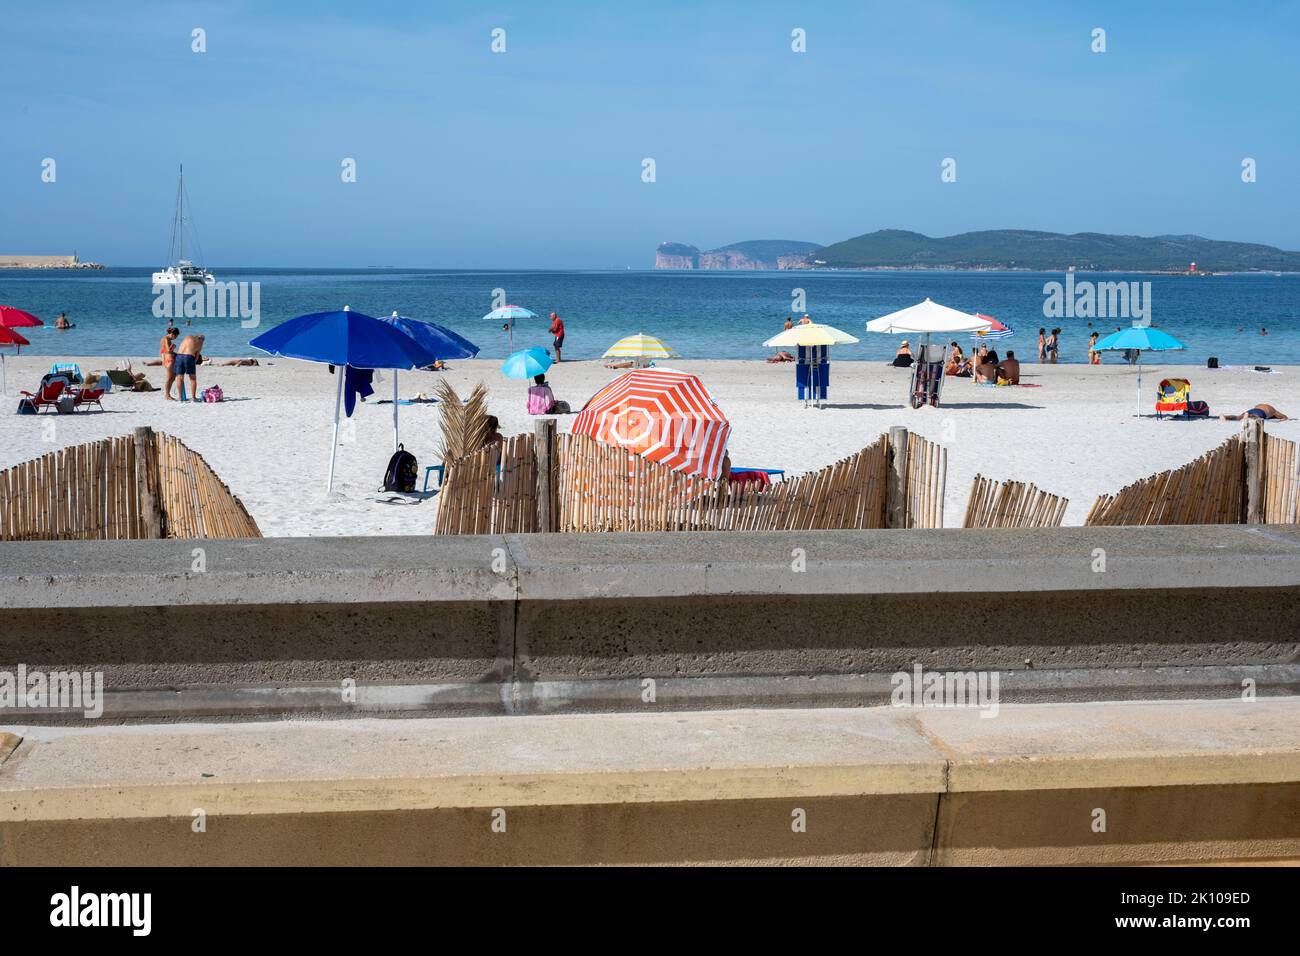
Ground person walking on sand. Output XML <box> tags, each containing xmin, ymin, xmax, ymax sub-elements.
<box><xmin>175</xmin><ymin>333</ymin><xmax>205</xmax><ymax>401</ymax></box>
<box><xmin>160</xmin><ymin>326</ymin><xmax>180</xmax><ymax>399</ymax></box>
<box><xmin>549</xmin><ymin>312</ymin><xmax>565</xmax><ymax>362</ymax></box>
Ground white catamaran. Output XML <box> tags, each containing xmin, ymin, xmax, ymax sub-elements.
<box><xmin>152</xmin><ymin>165</ymin><xmax>215</xmax><ymax>286</ymax></box>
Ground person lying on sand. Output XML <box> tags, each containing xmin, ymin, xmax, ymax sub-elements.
<box><xmin>1222</xmin><ymin>404</ymin><xmax>1288</xmax><ymax>421</ymax></box>
<box><xmin>217</xmin><ymin>358</ymin><xmax>259</xmax><ymax>367</ymax></box>
<box><xmin>767</xmin><ymin>350</ymin><xmax>796</xmax><ymax>363</ymax></box>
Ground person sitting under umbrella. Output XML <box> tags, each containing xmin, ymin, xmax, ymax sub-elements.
<box><xmin>891</xmin><ymin>341</ymin><xmax>914</xmax><ymax>368</ymax></box>
<box><xmin>1222</xmin><ymin>403</ymin><xmax>1288</xmax><ymax>421</ymax></box>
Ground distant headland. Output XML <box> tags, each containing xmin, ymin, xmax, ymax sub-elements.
<box><xmin>0</xmin><ymin>254</ymin><xmax>104</xmax><ymax>270</ymax></box>
<box><xmin>656</xmin><ymin>230</ymin><xmax>1300</xmax><ymax>273</ymax></box>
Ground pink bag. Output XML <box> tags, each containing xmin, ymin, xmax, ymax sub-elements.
<box><xmin>526</xmin><ymin>385</ymin><xmax>555</xmax><ymax>415</ymax></box>
<box><xmin>202</xmin><ymin>385</ymin><xmax>224</xmax><ymax>403</ymax></box>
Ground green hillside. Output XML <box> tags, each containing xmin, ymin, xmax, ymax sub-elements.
<box><xmin>810</xmin><ymin>229</ymin><xmax>1300</xmax><ymax>272</ymax></box>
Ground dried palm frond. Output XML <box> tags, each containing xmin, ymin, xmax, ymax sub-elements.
<box><xmin>435</xmin><ymin>379</ymin><xmax>490</xmax><ymax>462</ymax></box>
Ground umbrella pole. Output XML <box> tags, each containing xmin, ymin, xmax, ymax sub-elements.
<box><xmin>327</xmin><ymin>365</ymin><xmax>345</xmax><ymax>493</ymax></box>
<box><xmin>393</xmin><ymin>371</ymin><xmax>399</xmax><ymax>452</ymax></box>
<box><xmin>1137</xmin><ymin>357</ymin><xmax>1142</xmax><ymax>418</ymax></box>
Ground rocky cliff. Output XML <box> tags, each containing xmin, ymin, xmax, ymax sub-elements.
<box><xmin>656</xmin><ymin>239</ymin><xmax>822</xmax><ymax>270</ymax></box>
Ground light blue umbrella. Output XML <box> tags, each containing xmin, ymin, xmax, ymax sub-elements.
<box><xmin>483</xmin><ymin>304</ymin><xmax>538</xmax><ymax>350</ymax></box>
<box><xmin>1093</xmin><ymin>324</ymin><xmax>1186</xmax><ymax>417</ymax></box>
<box><xmin>500</xmin><ymin>347</ymin><xmax>552</xmax><ymax>380</ymax></box>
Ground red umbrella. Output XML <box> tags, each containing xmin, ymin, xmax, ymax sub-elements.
<box><xmin>0</xmin><ymin>305</ymin><xmax>43</xmax><ymax>328</ymax></box>
<box><xmin>572</xmin><ymin>368</ymin><xmax>732</xmax><ymax>479</ymax></box>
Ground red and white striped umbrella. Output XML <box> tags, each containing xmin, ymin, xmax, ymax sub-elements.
<box><xmin>572</xmin><ymin>369</ymin><xmax>731</xmax><ymax>478</ymax></box>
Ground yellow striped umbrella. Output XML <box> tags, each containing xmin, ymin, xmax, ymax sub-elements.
<box><xmin>603</xmin><ymin>332</ymin><xmax>676</xmax><ymax>360</ymax></box>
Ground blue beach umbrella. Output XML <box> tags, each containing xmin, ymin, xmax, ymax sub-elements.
<box><xmin>1092</xmin><ymin>324</ymin><xmax>1187</xmax><ymax>417</ymax></box>
<box><xmin>250</xmin><ymin>306</ymin><xmax>438</xmax><ymax>491</ymax></box>
<box><xmin>378</xmin><ymin>311</ymin><xmax>480</xmax><ymax>452</ymax></box>
<box><xmin>500</xmin><ymin>347</ymin><xmax>552</xmax><ymax>380</ymax></box>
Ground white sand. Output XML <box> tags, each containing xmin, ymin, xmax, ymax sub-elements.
<box><xmin>2</xmin><ymin>355</ymin><xmax>1297</xmax><ymax>535</ymax></box>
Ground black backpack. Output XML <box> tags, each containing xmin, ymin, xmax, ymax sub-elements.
<box><xmin>381</xmin><ymin>445</ymin><xmax>418</xmax><ymax>492</ymax></box>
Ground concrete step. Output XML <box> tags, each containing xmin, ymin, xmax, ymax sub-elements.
<box><xmin>3</xmin><ymin>697</ymin><xmax>1298</xmax><ymax>865</ymax></box>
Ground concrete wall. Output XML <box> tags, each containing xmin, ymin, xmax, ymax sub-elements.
<box><xmin>2</xmin><ymin>526</ymin><xmax>1299</xmax><ymax>721</ymax></box>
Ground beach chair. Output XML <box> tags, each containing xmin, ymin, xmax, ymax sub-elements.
<box><xmin>19</xmin><ymin>376</ymin><xmax>68</xmax><ymax>412</ymax></box>
<box><xmin>50</xmin><ymin>362</ymin><xmax>83</xmax><ymax>384</ymax></box>
<box><xmin>730</xmin><ymin>466</ymin><xmax>786</xmax><ymax>483</ymax></box>
<box><xmin>106</xmin><ymin>369</ymin><xmax>136</xmax><ymax>388</ymax></box>
<box><xmin>72</xmin><ymin>386</ymin><xmax>106</xmax><ymax>412</ymax></box>
<box><xmin>1155</xmin><ymin>378</ymin><xmax>1209</xmax><ymax>419</ymax></box>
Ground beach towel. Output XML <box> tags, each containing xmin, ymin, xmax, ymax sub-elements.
<box><xmin>796</xmin><ymin>345</ymin><xmax>829</xmax><ymax>401</ymax></box>
<box><xmin>343</xmin><ymin>366</ymin><xmax>374</xmax><ymax>417</ymax></box>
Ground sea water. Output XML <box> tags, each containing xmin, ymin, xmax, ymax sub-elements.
<box><xmin>2</xmin><ymin>267</ymin><xmax>1296</xmax><ymax>365</ymax></box>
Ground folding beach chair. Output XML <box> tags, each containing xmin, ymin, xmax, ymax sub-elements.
<box><xmin>50</xmin><ymin>362</ymin><xmax>83</xmax><ymax>384</ymax></box>
<box><xmin>1155</xmin><ymin>378</ymin><xmax>1208</xmax><ymax>419</ymax></box>
<box><xmin>72</xmin><ymin>386</ymin><xmax>106</xmax><ymax>411</ymax></box>
<box><xmin>19</xmin><ymin>376</ymin><xmax>68</xmax><ymax>412</ymax></box>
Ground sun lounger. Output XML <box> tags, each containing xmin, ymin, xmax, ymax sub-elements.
<box><xmin>19</xmin><ymin>377</ymin><xmax>68</xmax><ymax>412</ymax></box>
<box><xmin>50</xmin><ymin>362</ymin><xmax>83</xmax><ymax>384</ymax></box>
<box><xmin>72</xmin><ymin>386</ymin><xmax>105</xmax><ymax>411</ymax></box>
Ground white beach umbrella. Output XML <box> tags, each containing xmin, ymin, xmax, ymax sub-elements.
<box><xmin>865</xmin><ymin>298</ymin><xmax>993</xmax><ymax>336</ymax></box>
<box><xmin>867</xmin><ymin>299</ymin><xmax>992</xmax><ymax>408</ymax></box>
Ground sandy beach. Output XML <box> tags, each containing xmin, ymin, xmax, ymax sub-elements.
<box><xmin>3</xmin><ymin>354</ymin><xmax>1298</xmax><ymax>535</ymax></box>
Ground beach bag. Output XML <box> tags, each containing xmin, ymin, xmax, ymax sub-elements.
<box><xmin>1186</xmin><ymin>400</ymin><xmax>1210</xmax><ymax>418</ymax></box>
<box><xmin>201</xmin><ymin>385</ymin><xmax>224</xmax><ymax>403</ymax></box>
<box><xmin>1207</xmin><ymin>357</ymin><xmax>1219</xmax><ymax>369</ymax></box>
<box><xmin>16</xmin><ymin>397</ymin><xmax>36</xmax><ymax>415</ymax></box>
<box><xmin>552</xmin><ymin>400</ymin><xmax>571</xmax><ymax>415</ymax></box>
<box><xmin>381</xmin><ymin>444</ymin><xmax>418</xmax><ymax>493</ymax></box>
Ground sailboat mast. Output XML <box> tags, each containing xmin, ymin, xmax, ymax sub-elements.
<box><xmin>178</xmin><ymin>165</ymin><xmax>184</xmax><ymax>262</ymax></box>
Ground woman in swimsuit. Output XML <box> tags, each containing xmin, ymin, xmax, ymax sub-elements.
<box><xmin>1037</xmin><ymin>328</ymin><xmax>1046</xmax><ymax>363</ymax></box>
<box><xmin>160</xmin><ymin>327</ymin><xmax>180</xmax><ymax>400</ymax></box>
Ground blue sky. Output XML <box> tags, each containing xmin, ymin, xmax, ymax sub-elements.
<box><xmin>4</xmin><ymin>0</ymin><xmax>1298</xmax><ymax>267</ymax></box>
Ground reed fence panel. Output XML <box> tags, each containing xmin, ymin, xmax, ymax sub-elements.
<box><xmin>963</xmin><ymin>475</ymin><xmax>1069</xmax><ymax>528</ymax></box>
<box><xmin>0</xmin><ymin>430</ymin><xmax>259</xmax><ymax>540</ymax></box>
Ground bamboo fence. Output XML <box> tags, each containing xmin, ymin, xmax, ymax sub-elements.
<box><xmin>432</xmin><ymin>433</ymin><xmax>538</xmax><ymax>535</ymax></box>
<box><xmin>0</xmin><ymin>430</ymin><xmax>260</xmax><ymax>541</ymax></box>
<box><xmin>434</xmin><ymin>429</ymin><xmax>950</xmax><ymax>534</ymax></box>
<box><xmin>1085</xmin><ymin>433</ymin><xmax>1246</xmax><ymax>526</ymax></box>
<box><xmin>963</xmin><ymin>475</ymin><xmax>1069</xmax><ymax>528</ymax></box>
<box><xmin>903</xmin><ymin>431</ymin><xmax>947</xmax><ymax>529</ymax></box>
<box><xmin>1263</xmin><ymin>431</ymin><xmax>1300</xmax><ymax>524</ymax></box>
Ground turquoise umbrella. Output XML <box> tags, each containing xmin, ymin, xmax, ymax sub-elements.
<box><xmin>501</xmin><ymin>347</ymin><xmax>552</xmax><ymax>380</ymax></box>
<box><xmin>1093</xmin><ymin>325</ymin><xmax>1186</xmax><ymax>417</ymax></box>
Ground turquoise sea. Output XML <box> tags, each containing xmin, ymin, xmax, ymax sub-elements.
<box><xmin>1</xmin><ymin>268</ymin><xmax>1297</xmax><ymax>365</ymax></box>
